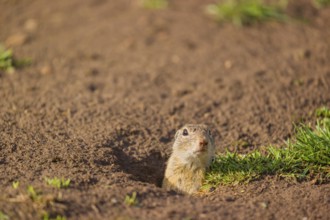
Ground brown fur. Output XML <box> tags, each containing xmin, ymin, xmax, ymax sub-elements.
<box><xmin>162</xmin><ymin>124</ymin><xmax>215</xmax><ymax>194</ymax></box>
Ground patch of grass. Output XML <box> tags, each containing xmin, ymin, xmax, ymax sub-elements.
<box><xmin>0</xmin><ymin>45</ymin><xmax>32</xmax><ymax>73</ymax></box>
<box><xmin>315</xmin><ymin>106</ymin><xmax>330</xmax><ymax>118</ymax></box>
<box><xmin>27</xmin><ymin>185</ymin><xmax>41</xmax><ymax>202</ymax></box>
<box><xmin>206</xmin><ymin>0</ymin><xmax>288</xmax><ymax>26</ymax></box>
<box><xmin>204</xmin><ymin>107</ymin><xmax>330</xmax><ymax>187</ymax></box>
<box><xmin>0</xmin><ymin>47</ymin><xmax>15</xmax><ymax>73</ymax></box>
<box><xmin>314</xmin><ymin>0</ymin><xmax>330</xmax><ymax>7</ymax></box>
<box><xmin>43</xmin><ymin>213</ymin><xmax>66</xmax><ymax>220</ymax></box>
<box><xmin>45</xmin><ymin>177</ymin><xmax>70</xmax><ymax>189</ymax></box>
<box><xmin>142</xmin><ymin>0</ymin><xmax>168</xmax><ymax>9</ymax></box>
<box><xmin>124</xmin><ymin>192</ymin><xmax>138</xmax><ymax>206</ymax></box>
<box><xmin>12</xmin><ymin>181</ymin><xmax>19</xmax><ymax>189</ymax></box>
<box><xmin>0</xmin><ymin>211</ymin><xmax>9</xmax><ymax>220</ymax></box>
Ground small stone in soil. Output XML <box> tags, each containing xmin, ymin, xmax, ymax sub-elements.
<box><xmin>225</xmin><ymin>196</ymin><xmax>236</xmax><ymax>202</ymax></box>
<box><xmin>5</xmin><ymin>33</ymin><xmax>28</xmax><ymax>47</ymax></box>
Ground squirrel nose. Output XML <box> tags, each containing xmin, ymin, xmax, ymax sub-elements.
<box><xmin>199</xmin><ymin>139</ymin><xmax>208</xmax><ymax>147</ymax></box>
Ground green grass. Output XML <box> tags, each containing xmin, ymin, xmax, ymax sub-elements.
<box><xmin>27</xmin><ymin>185</ymin><xmax>41</xmax><ymax>202</ymax></box>
<box><xmin>0</xmin><ymin>211</ymin><xmax>9</xmax><ymax>220</ymax></box>
<box><xmin>0</xmin><ymin>45</ymin><xmax>31</xmax><ymax>73</ymax></box>
<box><xmin>314</xmin><ymin>0</ymin><xmax>330</xmax><ymax>7</ymax></box>
<box><xmin>124</xmin><ymin>192</ymin><xmax>138</xmax><ymax>206</ymax></box>
<box><xmin>316</xmin><ymin>106</ymin><xmax>330</xmax><ymax>118</ymax></box>
<box><xmin>43</xmin><ymin>213</ymin><xmax>66</xmax><ymax>220</ymax></box>
<box><xmin>142</xmin><ymin>0</ymin><xmax>168</xmax><ymax>9</ymax></box>
<box><xmin>26</xmin><ymin>185</ymin><xmax>65</xmax><ymax>219</ymax></box>
<box><xmin>204</xmin><ymin>107</ymin><xmax>330</xmax><ymax>187</ymax></box>
<box><xmin>45</xmin><ymin>177</ymin><xmax>70</xmax><ymax>189</ymax></box>
<box><xmin>206</xmin><ymin>0</ymin><xmax>288</xmax><ymax>26</ymax></box>
<box><xmin>12</xmin><ymin>181</ymin><xmax>19</xmax><ymax>189</ymax></box>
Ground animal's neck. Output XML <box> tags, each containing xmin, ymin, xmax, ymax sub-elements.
<box><xmin>172</xmin><ymin>155</ymin><xmax>206</xmax><ymax>172</ymax></box>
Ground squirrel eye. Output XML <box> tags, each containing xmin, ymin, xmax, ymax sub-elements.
<box><xmin>182</xmin><ymin>129</ymin><xmax>189</xmax><ymax>136</ymax></box>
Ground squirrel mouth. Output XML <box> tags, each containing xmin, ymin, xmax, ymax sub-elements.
<box><xmin>193</xmin><ymin>149</ymin><xmax>207</xmax><ymax>154</ymax></box>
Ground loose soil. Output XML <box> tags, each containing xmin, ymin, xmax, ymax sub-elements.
<box><xmin>0</xmin><ymin>0</ymin><xmax>329</xmax><ymax>219</ymax></box>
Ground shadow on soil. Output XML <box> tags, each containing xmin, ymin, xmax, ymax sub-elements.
<box><xmin>112</xmin><ymin>147</ymin><xmax>167</xmax><ymax>187</ymax></box>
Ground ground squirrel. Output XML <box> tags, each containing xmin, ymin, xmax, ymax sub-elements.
<box><xmin>162</xmin><ymin>124</ymin><xmax>215</xmax><ymax>194</ymax></box>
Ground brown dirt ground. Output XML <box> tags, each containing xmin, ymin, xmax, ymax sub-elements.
<box><xmin>0</xmin><ymin>0</ymin><xmax>330</xmax><ymax>219</ymax></box>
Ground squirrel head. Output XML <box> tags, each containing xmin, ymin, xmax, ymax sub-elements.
<box><xmin>172</xmin><ymin>124</ymin><xmax>215</xmax><ymax>167</ymax></box>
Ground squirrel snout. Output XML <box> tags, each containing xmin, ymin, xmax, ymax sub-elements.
<box><xmin>199</xmin><ymin>139</ymin><xmax>208</xmax><ymax>148</ymax></box>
